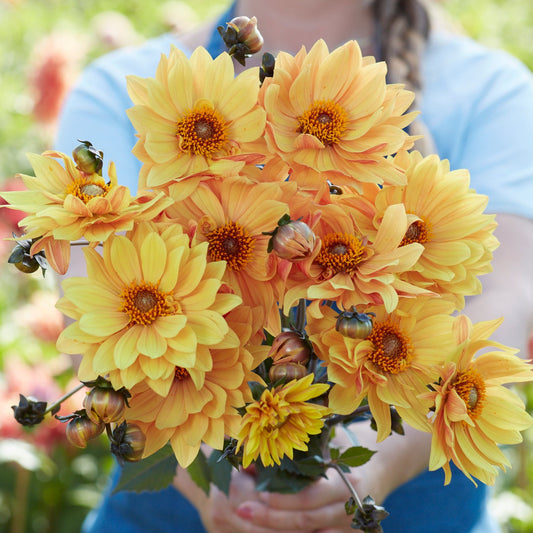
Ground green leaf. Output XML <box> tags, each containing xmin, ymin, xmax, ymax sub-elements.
<box><xmin>293</xmin><ymin>455</ymin><xmax>327</xmax><ymax>477</ymax></box>
<box><xmin>330</xmin><ymin>447</ymin><xmax>340</xmax><ymax>461</ymax></box>
<box><xmin>255</xmin><ymin>466</ymin><xmax>315</xmax><ymax>494</ymax></box>
<box><xmin>112</xmin><ymin>445</ymin><xmax>177</xmax><ymax>494</ymax></box>
<box><xmin>208</xmin><ymin>450</ymin><xmax>233</xmax><ymax>495</ymax></box>
<box><xmin>336</xmin><ymin>446</ymin><xmax>376</xmax><ymax>468</ymax></box>
<box><xmin>187</xmin><ymin>449</ymin><xmax>211</xmax><ymax>495</ymax></box>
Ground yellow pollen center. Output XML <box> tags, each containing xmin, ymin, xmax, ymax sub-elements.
<box><xmin>297</xmin><ymin>100</ymin><xmax>347</xmax><ymax>145</ymax></box>
<box><xmin>400</xmin><ymin>219</ymin><xmax>432</xmax><ymax>246</ymax></box>
<box><xmin>65</xmin><ymin>178</ymin><xmax>109</xmax><ymax>204</ymax></box>
<box><xmin>315</xmin><ymin>232</ymin><xmax>366</xmax><ymax>275</ymax></box>
<box><xmin>453</xmin><ymin>369</ymin><xmax>486</xmax><ymax>419</ymax></box>
<box><xmin>119</xmin><ymin>282</ymin><xmax>175</xmax><ymax>326</ymax></box>
<box><xmin>174</xmin><ymin>366</ymin><xmax>190</xmax><ymax>381</ymax></box>
<box><xmin>176</xmin><ymin>105</ymin><xmax>228</xmax><ymax>157</ymax></box>
<box><xmin>205</xmin><ymin>221</ymin><xmax>255</xmax><ymax>271</ymax></box>
<box><xmin>367</xmin><ymin>320</ymin><xmax>413</xmax><ymax>374</ymax></box>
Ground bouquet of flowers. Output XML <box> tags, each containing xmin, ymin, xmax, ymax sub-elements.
<box><xmin>3</xmin><ymin>15</ymin><xmax>533</xmax><ymax>532</ymax></box>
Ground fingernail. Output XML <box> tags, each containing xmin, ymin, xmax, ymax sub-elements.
<box><xmin>237</xmin><ymin>504</ymin><xmax>254</xmax><ymax>520</ymax></box>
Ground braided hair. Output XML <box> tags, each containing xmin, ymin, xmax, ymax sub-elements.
<box><xmin>372</xmin><ymin>0</ymin><xmax>436</xmax><ymax>154</ymax></box>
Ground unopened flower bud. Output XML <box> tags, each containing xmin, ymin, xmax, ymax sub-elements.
<box><xmin>269</xmin><ymin>362</ymin><xmax>307</xmax><ymax>382</ymax></box>
<box><xmin>84</xmin><ymin>387</ymin><xmax>127</xmax><ymax>424</ymax></box>
<box><xmin>110</xmin><ymin>422</ymin><xmax>146</xmax><ymax>465</ymax></box>
<box><xmin>8</xmin><ymin>236</ymin><xmax>48</xmax><ymax>276</ymax></box>
<box><xmin>65</xmin><ymin>414</ymin><xmax>105</xmax><ymax>448</ymax></box>
<box><xmin>72</xmin><ymin>140</ymin><xmax>103</xmax><ymax>175</ymax></box>
<box><xmin>267</xmin><ymin>215</ymin><xmax>317</xmax><ymax>262</ymax></box>
<box><xmin>227</xmin><ymin>16</ymin><xmax>264</xmax><ymax>54</ymax></box>
<box><xmin>336</xmin><ymin>309</ymin><xmax>375</xmax><ymax>339</ymax></box>
<box><xmin>269</xmin><ymin>331</ymin><xmax>311</xmax><ymax>365</ymax></box>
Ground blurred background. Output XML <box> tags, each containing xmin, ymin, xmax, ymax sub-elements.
<box><xmin>0</xmin><ymin>1</ymin><xmax>532</xmax><ymax>532</ymax></box>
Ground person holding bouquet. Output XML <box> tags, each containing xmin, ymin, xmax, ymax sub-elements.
<box><xmin>51</xmin><ymin>0</ymin><xmax>533</xmax><ymax>531</ymax></box>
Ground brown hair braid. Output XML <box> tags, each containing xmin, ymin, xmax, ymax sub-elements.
<box><xmin>372</xmin><ymin>0</ymin><xmax>436</xmax><ymax>154</ymax></box>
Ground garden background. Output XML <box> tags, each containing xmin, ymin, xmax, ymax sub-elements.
<box><xmin>1</xmin><ymin>1</ymin><xmax>532</xmax><ymax>532</ymax></box>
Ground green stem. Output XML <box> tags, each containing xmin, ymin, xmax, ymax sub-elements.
<box><xmin>10</xmin><ymin>464</ymin><xmax>30</xmax><ymax>533</ymax></box>
<box><xmin>44</xmin><ymin>382</ymin><xmax>85</xmax><ymax>416</ymax></box>
<box><xmin>329</xmin><ymin>461</ymin><xmax>364</xmax><ymax>511</ymax></box>
<box><xmin>295</xmin><ymin>299</ymin><xmax>306</xmax><ymax>332</ymax></box>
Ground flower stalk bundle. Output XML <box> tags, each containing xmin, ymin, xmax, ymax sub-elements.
<box><xmin>3</xmin><ymin>15</ymin><xmax>533</xmax><ymax>532</ymax></box>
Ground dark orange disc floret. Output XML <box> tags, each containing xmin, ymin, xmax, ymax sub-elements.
<box><xmin>297</xmin><ymin>100</ymin><xmax>347</xmax><ymax>146</ymax></box>
<box><xmin>400</xmin><ymin>218</ymin><xmax>433</xmax><ymax>246</ymax></box>
<box><xmin>119</xmin><ymin>282</ymin><xmax>175</xmax><ymax>326</ymax></box>
<box><xmin>65</xmin><ymin>178</ymin><xmax>109</xmax><ymax>204</ymax></box>
<box><xmin>176</xmin><ymin>104</ymin><xmax>228</xmax><ymax>157</ymax></box>
<box><xmin>205</xmin><ymin>221</ymin><xmax>255</xmax><ymax>271</ymax></box>
<box><xmin>315</xmin><ymin>232</ymin><xmax>366</xmax><ymax>275</ymax></box>
<box><xmin>367</xmin><ymin>320</ymin><xmax>413</xmax><ymax>374</ymax></box>
<box><xmin>453</xmin><ymin>369</ymin><xmax>486</xmax><ymax>419</ymax></box>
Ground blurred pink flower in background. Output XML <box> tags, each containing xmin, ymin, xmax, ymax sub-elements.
<box><xmin>91</xmin><ymin>10</ymin><xmax>143</xmax><ymax>49</ymax></box>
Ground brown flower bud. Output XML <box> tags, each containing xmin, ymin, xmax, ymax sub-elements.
<box><xmin>66</xmin><ymin>414</ymin><xmax>105</xmax><ymax>448</ymax></box>
<box><xmin>227</xmin><ymin>16</ymin><xmax>264</xmax><ymax>54</ymax></box>
<box><xmin>335</xmin><ymin>309</ymin><xmax>375</xmax><ymax>339</ymax></box>
<box><xmin>270</xmin><ymin>218</ymin><xmax>317</xmax><ymax>262</ymax></box>
<box><xmin>110</xmin><ymin>422</ymin><xmax>146</xmax><ymax>465</ymax></box>
<box><xmin>269</xmin><ymin>331</ymin><xmax>311</xmax><ymax>365</ymax></box>
<box><xmin>269</xmin><ymin>362</ymin><xmax>307</xmax><ymax>382</ymax></box>
<box><xmin>84</xmin><ymin>387</ymin><xmax>127</xmax><ymax>424</ymax></box>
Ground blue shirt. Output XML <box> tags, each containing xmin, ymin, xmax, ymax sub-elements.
<box><xmin>55</xmin><ymin>3</ymin><xmax>533</xmax><ymax>532</ymax></box>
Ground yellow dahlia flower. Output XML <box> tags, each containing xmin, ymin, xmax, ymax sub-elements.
<box><xmin>421</xmin><ymin>316</ymin><xmax>533</xmax><ymax>485</ymax></box>
<box><xmin>307</xmin><ymin>298</ymin><xmax>459</xmax><ymax>441</ymax></box>
<box><xmin>236</xmin><ymin>374</ymin><xmax>331</xmax><ymax>468</ymax></box>
<box><xmin>0</xmin><ymin>151</ymin><xmax>170</xmax><ymax>274</ymax></box>
<box><xmin>375</xmin><ymin>151</ymin><xmax>499</xmax><ymax>308</ymax></box>
<box><xmin>284</xmin><ymin>201</ymin><xmax>428</xmax><ymax>315</ymax></box>
<box><xmin>261</xmin><ymin>39</ymin><xmax>416</xmax><ymax>190</ymax></box>
<box><xmin>166</xmin><ymin>177</ymin><xmax>294</xmax><ymax>334</ymax></box>
<box><xmin>56</xmin><ymin>221</ymin><xmax>241</xmax><ymax>396</ymax></box>
<box><xmin>125</xmin><ymin>306</ymin><xmax>270</xmax><ymax>467</ymax></box>
<box><xmin>127</xmin><ymin>45</ymin><xmax>267</xmax><ymax>192</ymax></box>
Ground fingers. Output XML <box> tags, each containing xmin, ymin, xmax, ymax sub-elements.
<box><xmin>236</xmin><ymin>500</ymin><xmax>353</xmax><ymax>532</ymax></box>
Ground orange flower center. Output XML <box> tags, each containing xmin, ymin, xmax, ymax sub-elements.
<box><xmin>205</xmin><ymin>221</ymin><xmax>255</xmax><ymax>271</ymax></box>
<box><xmin>65</xmin><ymin>178</ymin><xmax>109</xmax><ymax>203</ymax></box>
<box><xmin>176</xmin><ymin>104</ymin><xmax>228</xmax><ymax>157</ymax></box>
<box><xmin>174</xmin><ymin>366</ymin><xmax>190</xmax><ymax>381</ymax></box>
<box><xmin>297</xmin><ymin>100</ymin><xmax>347</xmax><ymax>145</ymax></box>
<box><xmin>119</xmin><ymin>282</ymin><xmax>175</xmax><ymax>326</ymax></box>
<box><xmin>367</xmin><ymin>320</ymin><xmax>413</xmax><ymax>374</ymax></box>
<box><xmin>400</xmin><ymin>218</ymin><xmax>433</xmax><ymax>246</ymax></box>
<box><xmin>453</xmin><ymin>369</ymin><xmax>486</xmax><ymax>419</ymax></box>
<box><xmin>315</xmin><ymin>232</ymin><xmax>366</xmax><ymax>275</ymax></box>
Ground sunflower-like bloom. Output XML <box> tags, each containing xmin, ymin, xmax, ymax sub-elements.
<box><xmin>125</xmin><ymin>306</ymin><xmax>269</xmax><ymax>467</ymax></box>
<box><xmin>166</xmin><ymin>177</ymin><xmax>295</xmax><ymax>334</ymax></box>
<box><xmin>307</xmin><ymin>298</ymin><xmax>459</xmax><ymax>441</ymax></box>
<box><xmin>127</xmin><ymin>45</ymin><xmax>267</xmax><ymax>195</ymax></box>
<box><xmin>375</xmin><ymin>151</ymin><xmax>499</xmax><ymax>309</ymax></box>
<box><xmin>260</xmin><ymin>39</ymin><xmax>416</xmax><ymax>191</ymax></box>
<box><xmin>420</xmin><ymin>316</ymin><xmax>533</xmax><ymax>485</ymax></box>
<box><xmin>284</xmin><ymin>201</ymin><xmax>428</xmax><ymax>315</ymax></box>
<box><xmin>0</xmin><ymin>151</ymin><xmax>170</xmax><ymax>274</ymax></box>
<box><xmin>56</xmin><ymin>221</ymin><xmax>241</xmax><ymax>396</ymax></box>
<box><xmin>236</xmin><ymin>374</ymin><xmax>331</xmax><ymax>468</ymax></box>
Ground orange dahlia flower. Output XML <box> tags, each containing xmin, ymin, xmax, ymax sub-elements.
<box><xmin>236</xmin><ymin>374</ymin><xmax>331</xmax><ymax>468</ymax></box>
<box><xmin>56</xmin><ymin>221</ymin><xmax>241</xmax><ymax>396</ymax></box>
<box><xmin>284</xmin><ymin>201</ymin><xmax>428</xmax><ymax>315</ymax></box>
<box><xmin>125</xmin><ymin>306</ymin><xmax>269</xmax><ymax>467</ymax></box>
<box><xmin>421</xmin><ymin>316</ymin><xmax>533</xmax><ymax>485</ymax></box>
<box><xmin>307</xmin><ymin>298</ymin><xmax>459</xmax><ymax>441</ymax></box>
<box><xmin>0</xmin><ymin>151</ymin><xmax>170</xmax><ymax>274</ymax></box>
<box><xmin>127</xmin><ymin>45</ymin><xmax>267</xmax><ymax>193</ymax></box>
<box><xmin>375</xmin><ymin>151</ymin><xmax>499</xmax><ymax>308</ymax></box>
<box><xmin>260</xmin><ymin>39</ymin><xmax>416</xmax><ymax>191</ymax></box>
<box><xmin>166</xmin><ymin>177</ymin><xmax>294</xmax><ymax>334</ymax></box>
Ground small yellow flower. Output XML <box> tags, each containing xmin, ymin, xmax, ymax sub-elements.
<box><xmin>236</xmin><ymin>374</ymin><xmax>331</xmax><ymax>468</ymax></box>
<box><xmin>421</xmin><ymin>316</ymin><xmax>533</xmax><ymax>485</ymax></box>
